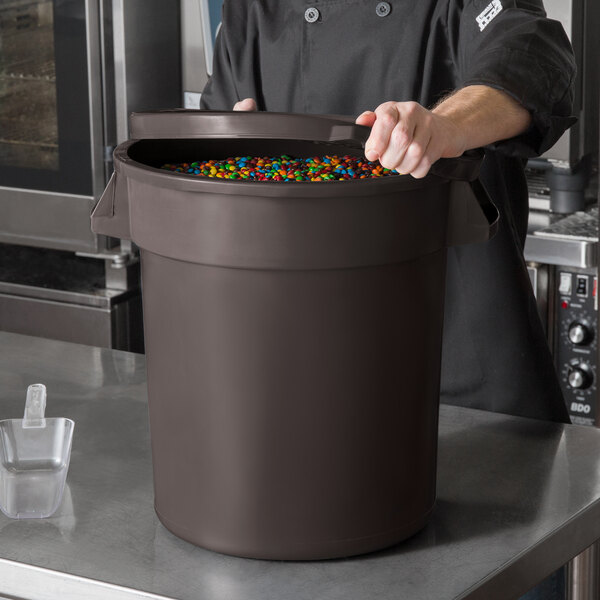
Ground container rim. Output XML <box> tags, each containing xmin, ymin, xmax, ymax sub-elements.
<box><xmin>114</xmin><ymin>140</ymin><xmax>449</xmax><ymax>198</ymax></box>
<box><xmin>0</xmin><ymin>417</ymin><xmax>75</xmax><ymax>427</ymax></box>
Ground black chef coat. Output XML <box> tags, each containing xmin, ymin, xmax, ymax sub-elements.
<box><xmin>201</xmin><ymin>0</ymin><xmax>577</xmax><ymax>423</ymax></box>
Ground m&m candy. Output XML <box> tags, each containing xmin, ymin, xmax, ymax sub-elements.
<box><xmin>161</xmin><ymin>155</ymin><xmax>399</xmax><ymax>181</ymax></box>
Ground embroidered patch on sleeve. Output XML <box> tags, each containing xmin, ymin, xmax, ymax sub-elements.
<box><xmin>476</xmin><ymin>0</ymin><xmax>503</xmax><ymax>31</ymax></box>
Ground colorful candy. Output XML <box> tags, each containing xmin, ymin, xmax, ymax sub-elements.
<box><xmin>160</xmin><ymin>155</ymin><xmax>399</xmax><ymax>181</ymax></box>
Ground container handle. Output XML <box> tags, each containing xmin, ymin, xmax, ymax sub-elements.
<box><xmin>430</xmin><ymin>150</ymin><xmax>483</xmax><ymax>182</ymax></box>
<box><xmin>91</xmin><ymin>172</ymin><xmax>132</xmax><ymax>240</ymax></box>
<box><xmin>324</xmin><ymin>136</ymin><xmax>495</xmax><ymax>245</ymax></box>
<box><xmin>446</xmin><ymin>178</ymin><xmax>499</xmax><ymax>246</ymax></box>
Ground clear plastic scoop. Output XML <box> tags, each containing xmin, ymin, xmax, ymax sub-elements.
<box><xmin>0</xmin><ymin>384</ymin><xmax>74</xmax><ymax>519</ymax></box>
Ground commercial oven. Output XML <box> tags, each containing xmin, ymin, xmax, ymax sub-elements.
<box><xmin>0</xmin><ymin>0</ymin><xmax>181</xmax><ymax>350</ymax></box>
<box><xmin>526</xmin><ymin>208</ymin><xmax>598</xmax><ymax>426</ymax></box>
<box><xmin>524</xmin><ymin>0</ymin><xmax>599</xmax><ymax>429</ymax></box>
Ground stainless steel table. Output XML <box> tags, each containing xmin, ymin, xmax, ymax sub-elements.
<box><xmin>1</xmin><ymin>332</ymin><xmax>600</xmax><ymax>600</ymax></box>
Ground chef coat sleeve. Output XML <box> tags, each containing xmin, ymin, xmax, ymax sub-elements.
<box><xmin>448</xmin><ymin>0</ymin><xmax>577</xmax><ymax>157</ymax></box>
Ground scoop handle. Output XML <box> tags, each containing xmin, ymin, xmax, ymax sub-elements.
<box><xmin>23</xmin><ymin>383</ymin><xmax>47</xmax><ymax>429</ymax></box>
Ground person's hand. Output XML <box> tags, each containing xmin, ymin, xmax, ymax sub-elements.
<box><xmin>356</xmin><ymin>101</ymin><xmax>466</xmax><ymax>179</ymax></box>
<box><xmin>233</xmin><ymin>98</ymin><xmax>257</xmax><ymax>111</ymax></box>
<box><xmin>355</xmin><ymin>86</ymin><xmax>532</xmax><ymax>178</ymax></box>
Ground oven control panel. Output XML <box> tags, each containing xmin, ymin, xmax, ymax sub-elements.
<box><xmin>555</xmin><ymin>267</ymin><xmax>598</xmax><ymax>425</ymax></box>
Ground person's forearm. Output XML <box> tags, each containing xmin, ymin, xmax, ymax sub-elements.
<box><xmin>432</xmin><ymin>85</ymin><xmax>532</xmax><ymax>151</ymax></box>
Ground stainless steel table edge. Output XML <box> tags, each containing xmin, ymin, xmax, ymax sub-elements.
<box><xmin>0</xmin><ymin>557</ymin><xmax>172</xmax><ymax>600</ymax></box>
<box><xmin>458</xmin><ymin>501</ymin><xmax>600</xmax><ymax>600</ymax></box>
<box><xmin>3</xmin><ymin>333</ymin><xmax>600</xmax><ymax>600</ymax></box>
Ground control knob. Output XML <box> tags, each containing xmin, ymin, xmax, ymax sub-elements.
<box><xmin>567</xmin><ymin>362</ymin><xmax>593</xmax><ymax>390</ymax></box>
<box><xmin>568</xmin><ymin>321</ymin><xmax>592</xmax><ymax>346</ymax></box>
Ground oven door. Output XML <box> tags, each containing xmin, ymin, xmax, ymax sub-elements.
<box><xmin>0</xmin><ymin>0</ymin><xmax>105</xmax><ymax>252</ymax></box>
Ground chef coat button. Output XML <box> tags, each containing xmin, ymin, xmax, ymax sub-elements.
<box><xmin>376</xmin><ymin>2</ymin><xmax>391</xmax><ymax>17</ymax></box>
<box><xmin>305</xmin><ymin>7</ymin><xmax>320</xmax><ymax>23</ymax></box>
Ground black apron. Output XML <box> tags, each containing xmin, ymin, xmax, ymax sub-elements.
<box><xmin>201</xmin><ymin>0</ymin><xmax>576</xmax><ymax>422</ymax></box>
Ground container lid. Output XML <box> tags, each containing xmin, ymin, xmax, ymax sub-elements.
<box><xmin>128</xmin><ymin>110</ymin><xmax>483</xmax><ymax>182</ymax></box>
<box><xmin>129</xmin><ymin>110</ymin><xmax>369</xmax><ymax>147</ymax></box>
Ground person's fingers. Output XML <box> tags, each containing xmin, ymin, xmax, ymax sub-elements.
<box><xmin>362</xmin><ymin>101</ymin><xmax>464</xmax><ymax>177</ymax></box>
<box><xmin>404</xmin><ymin>136</ymin><xmax>435</xmax><ymax>179</ymax></box>
<box><xmin>374</xmin><ymin>102</ymin><xmax>423</xmax><ymax>169</ymax></box>
<box><xmin>410</xmin><ymin>131</ymin><xmax>451</xmax><ymax>179</ymax></box>
<box><xmin>392</xmin><ymin>117</ymin><xmax>433</xmax><ymax>176</ymax></box>
<box><xmin>355</xmin><ymin>110</ymin><xmax>376</xmax><ymax>127</ymax></box>
<box><xmin>233</xmin><ymin>98</ymin><xmax>258</xmax><ymax>111</ymax></box>
<box><xmin>363</xmin><ymin>102</ymin><xmax>401</xmax><ymax>162</ymax></box>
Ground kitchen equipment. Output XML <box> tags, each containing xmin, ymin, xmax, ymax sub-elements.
<box><xmin>0</xmin><ymin>0</ymin><xmax>180</xmax><ymax>351</ymax></box>
<box><xmin>526</xmin><ymin>206</ymin><xmax>598</xmax><ymax>426</ymax></box>
<box><xmin>91</xmin><ymin>110</ymin><xmax>498</xmax><ymax>560</ymax></box>
<box><xmin>0</xmin><ymin>0</ymin><xmax>181</xmax><ymax>251</ymax></box>
<box><xmin>526</xmin><ymin>0</ymin><xmax>599</xmax><ymax>213</ymax></box>
<box><xmin>0</xmin><ymin>384</ymin><xmax>74</xmax><ymax>519</ymax></box>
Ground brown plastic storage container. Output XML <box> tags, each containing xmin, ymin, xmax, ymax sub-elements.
<box><xmin>91</xmin><ymin>111</ymin><xmax>498</xmax><ymax>560</ymax></box>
